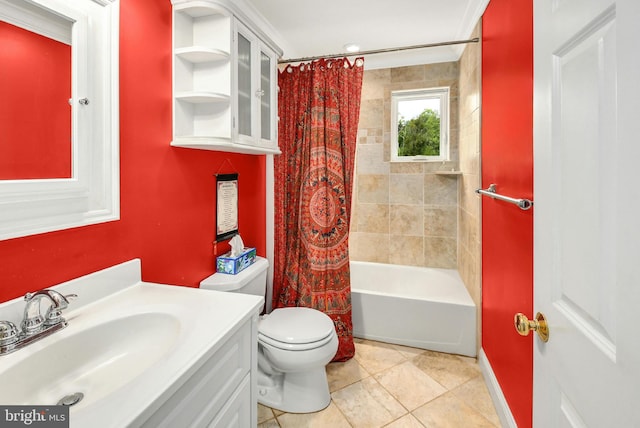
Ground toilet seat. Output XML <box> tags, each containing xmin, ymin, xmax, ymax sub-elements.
<box><xmin>258</xmin><ymin>307</ymin><xmax>336</xmax><ymax>351</ymax></box>
<box><xmin>258</xmin><ymin>331</ymin><xmax>335</xmax><ymax>351</ymax></box>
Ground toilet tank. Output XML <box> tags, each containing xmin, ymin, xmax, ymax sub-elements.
<box><xmin>200</xmin><ymin>256</ymin><xmax>269</xmax><ymax>297</ymax></box>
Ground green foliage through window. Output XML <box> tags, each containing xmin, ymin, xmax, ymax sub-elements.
<box><xmin>397</xmin><ymin>109</ymin><xmax>441</xmax><ymax>156</ymax></box>
<box><xmin>391</xmin><ymin>87</ymin><xmax>449</xmax><ymax>162</ymax></box>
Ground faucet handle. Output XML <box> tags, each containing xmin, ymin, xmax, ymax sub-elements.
<box><xmin>44</xmin><ymin>293</ymin><xmax>78</xmax><ymax>327</ymax></box>
<box><xmin>0</xmin><ymin>321</ymin><xmax>19</xmax><ymax>347</ymax></box>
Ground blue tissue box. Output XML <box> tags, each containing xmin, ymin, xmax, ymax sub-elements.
<box><xmin>216</xmin><ymin>247</ymin><xmax>256</xmax><ymax>274</ymax></box>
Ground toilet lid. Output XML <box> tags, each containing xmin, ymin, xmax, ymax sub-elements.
<box><xmin>259</xmin><ymin>307</ymin><xmax>336</xmax><ymax>344</ymax></box>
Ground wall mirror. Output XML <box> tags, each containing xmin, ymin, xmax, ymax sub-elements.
<box><xmin>0</xmin><ymin>0</ymin><xmax>119</xmax><ymax>240</ymax></box>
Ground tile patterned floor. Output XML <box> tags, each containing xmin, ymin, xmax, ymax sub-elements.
<box><xmin>258</xmin><ymin>338</ymin><xmax>501</xmax><ymax>427</ymax></box>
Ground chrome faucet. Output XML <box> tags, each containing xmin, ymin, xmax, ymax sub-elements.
<box><xmin>22</xmin><ymin>289</ymin><xmax>76</xmax><ymax>335</ymax></box>
<box><xmin>0</xmin><ymin>289</ymin><xmax>77</xmax><ymax>356</ymax></box>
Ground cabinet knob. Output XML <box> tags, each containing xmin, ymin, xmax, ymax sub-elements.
<box><xmin>255</xmin><ymin>90</ymin><xmax>265</xmax><ymax>98</ymax></box>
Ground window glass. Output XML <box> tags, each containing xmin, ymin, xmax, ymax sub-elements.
<box><xmin>391</xmin><ymin>88</ymin><xmax>449</xmax><ymax>162</ymax></box>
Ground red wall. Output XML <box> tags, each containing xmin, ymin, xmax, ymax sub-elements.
<box><xmin>0</xmin><ymin>0</ymin><xmax>266</xmax><ymax>303</ymax></box>
<box><xmin>0</xmin><ymin>22</ymin><xmax>72</xmax><ymax>179</ymax></box>
<box><xmin>482</xmin><ymin>0</ymin><xmax>534</xmax><ymax>426</ymax></box>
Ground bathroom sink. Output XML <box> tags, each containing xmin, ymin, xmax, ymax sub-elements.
<box><xmin>0</xmin><ymin>261</ymin><xmax>264</xmax><ymax>428</ymax></box>
<box><xmin>0</xmin><ymin>312</ymin><xmax>180</xmax><ymax>409</ymax></box>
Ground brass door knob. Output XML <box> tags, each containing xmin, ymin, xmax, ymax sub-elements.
<box><xmin>514</xmin><ymin>312</ymin><xmax>549</xmax><ymax>342</ymax></box>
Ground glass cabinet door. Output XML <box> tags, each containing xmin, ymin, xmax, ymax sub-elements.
<box><xmin>237</xmin><ymin>31</ymin><xmax>252</xmax><ymax>138</ymax></box>
<box><xmin>234</xmin><ymin>20</ymin><xmax>278</xmax><ymax>149</ymax></box>
<box><xmin>259</xmin><ymin>49</ymin><xmax>272</xmax><ymax>141</ymax></box>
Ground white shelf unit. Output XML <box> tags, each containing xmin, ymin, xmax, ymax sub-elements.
<box><xmin>172</xmin><ymin>3</ymin><xmax>232</xmax><ymax>146</ymax></box>
<box><xmin>171</xmin><ymin>0</ymin><xmax>281</xmax><ymax>155</ymax></box>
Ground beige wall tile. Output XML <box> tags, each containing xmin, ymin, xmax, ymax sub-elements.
<box><xmin>425</xmin><ymin>237</ymin><xmax>457</xmax><ymax>268</ymax></box>
<box><xmin>359</xmin><ymin>99</ymin><xmax>384</xmax><ymax>129</ymax></box>
<box><xmin>361</xmin><ymin>69</ymin><xmax>391</xmax><ymax>100</ymax></box>
<box><xmin>423</xmin><ymin>161</ymin><xmax>457</xmax><ymax>173</ymax></box>
<box><xmin>357</xmin><ymin>174</ymin><xmax>389</xmax><ymax>204</ymax></box>
<box><xmin>353</xmin><ymin>57</ymin><xmax>472</xmax><ymax>269</ymax></box>
<box><xmin>390</xmin><ymin>174</ymin><xmax>424</xmax><ymax>205</ymax></box>
<box><xmin>390</xmin><ymin>65</ymin><xmax>426</xmax><ymax>82</ymax></box>
<box><xmin>390</xmin><ymin>162</ymin><xmax>423</xmax><ymax>174</ymax></box>
<box><xmin>389</xmin><ymin>235</ymin><xmax>424</xmax><ymax>266</ymax></box>
<box><xmin>456</xmin><ymin>20</ymin><xmax>482</xmax><ymax>354</ymax></box>
<box><xmin>459</xmin><ymin>176</ymin><xmax>480</xmax><ymax>217</ymax></box>
<box><xmin>424</xmin><ymin>206</ymin><xmax>457</xmax><ymax>238</ymax></box>
<box><xmin>357</xmin><ymin>203</ymin><xmax>390</xmax><ymax>234</ymax></box>
<box><xmin>349</xmin><ymin>232</ymin><xmax>389</xmax><ymax>263</ymax></box>
<box><xmin>425</xmin><ymin>62</ymin><xmax>459</xmax><ymax>81</ymax></box>
<box><xmin>356</xmin><ymin>143</ymin><xmax>388</xmax><ymax>175</ymax></box>
<box><xmin>424</xmin><ymin>175</ymin><xmax>458</xmax><ymax>206</ymax></box>
<box><xmin>390</xmin><ymin>205</ymin><xmax>424</xmax><ymax>236</ymax></box>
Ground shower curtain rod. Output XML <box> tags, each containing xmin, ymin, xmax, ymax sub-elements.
<box><xmin>278</xmin><ymin>37</ymin><xmax>480</xmax><ymax>64</ymax></box>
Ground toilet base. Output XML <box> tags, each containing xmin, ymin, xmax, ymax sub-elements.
<box><xmin>257</xmin><ymin>366</ymin><xmax>331</xmax><ymax>413</ymax></box>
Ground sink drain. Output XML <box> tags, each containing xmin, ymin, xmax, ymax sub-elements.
<box><xmin>57</xmin><ymin>392</ymin><xmax>84</xmax><ymax>406</ymax></box>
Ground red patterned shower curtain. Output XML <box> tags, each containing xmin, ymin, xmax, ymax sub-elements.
<box><xmin>273</xmin><ymin>58</ymin><xmax>364</xmax><ymax>361</ymax></box>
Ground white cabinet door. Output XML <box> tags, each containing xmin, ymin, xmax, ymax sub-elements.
<box><xmin>258</xmin><ymin>44</ymin><xmax>277</xmax><ymax>145</ymax></box>
<box><xmin>533</xmin><ymin>0</ymin><xmax>640</xmax><ymax>426</ymax></box>
<box><xmin>235</xmin><ymin>23</ymin><xmax>254</xmax><ymax>142</ymax></box>
<box><xmin>234</xmin><ymin>20</ymin><xmax>278</xmax><ymax>149</ymax></box>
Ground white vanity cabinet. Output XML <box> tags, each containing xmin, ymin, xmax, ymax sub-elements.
<box><xmin>139</xmin><ymin>311</ymin><xmax>260</xmax><ymax>428</ymax></box>
<box><xmin>171</xmin><ymin>0</ymin><xmax>281</xmax><ymax>155</ymax></box>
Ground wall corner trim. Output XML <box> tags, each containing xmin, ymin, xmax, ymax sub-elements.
<box><xmin>479</xmin><ymin>348</ymin><xmax>518</xmax><ymax>428</ymax></box>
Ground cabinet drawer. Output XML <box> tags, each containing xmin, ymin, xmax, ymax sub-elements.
<box><xmin>140</xmin><ymin>320</ymin><xmax>252</xmax><ymax>428</ymax></box>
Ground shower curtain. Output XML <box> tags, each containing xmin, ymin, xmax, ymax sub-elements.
<box><xmin>273</xmin><ymin>57</ymin><xmax>364</xmax><ymax>361</ymax></box>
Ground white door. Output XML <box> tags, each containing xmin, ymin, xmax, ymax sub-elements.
<box><xmin>533</xmin><ymin>0</ymin><xmax>640</xmax><ymax>426</ymax></box>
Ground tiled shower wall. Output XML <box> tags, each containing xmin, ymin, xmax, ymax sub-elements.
<box><xmin>349</xmin><ymin>62</ymin><xmax>460</xmax><ymax>268</ymax></box>
<box><xmin>348</xmin><ymin>23</ymin><xmax>482</xmax><ymax>349</ymax></box>
<box><xmin>458</xmin><ymin>22</ymin><xmax>483</xmax><ymax>347</ymax></box>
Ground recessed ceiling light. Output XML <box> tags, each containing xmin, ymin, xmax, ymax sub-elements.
<box><xmin>343</xmin><ymin>43</ymin><xmax>360</xmax><ymax>53</ymax></box>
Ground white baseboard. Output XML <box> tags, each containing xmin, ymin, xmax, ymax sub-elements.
<box><xmin>479</xmin><ymin>348</ymin><xmax>518</xmax><ymax>428</ymax></box>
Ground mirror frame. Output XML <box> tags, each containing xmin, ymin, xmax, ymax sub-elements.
<box><xmin>0</xmin><ymin>0</ymin><xmax>119</xmax><ymax>241</ymax></box>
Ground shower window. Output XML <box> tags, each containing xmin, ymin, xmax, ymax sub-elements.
<box><xmin>391</xmin><ymin>87</ymin><xmax>450</xmax><ymax>162</ymax></box>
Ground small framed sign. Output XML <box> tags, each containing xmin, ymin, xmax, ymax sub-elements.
<box><xmin>215</xmin><ymin>173</ymin><xmax>238</xmax><ymax>242</ymax></box>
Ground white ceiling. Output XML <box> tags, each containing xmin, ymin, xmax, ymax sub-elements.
<box><xmin>244</xmin><ymin>0</ymin><xmax>489</xmax><ymax>69</ymax></box>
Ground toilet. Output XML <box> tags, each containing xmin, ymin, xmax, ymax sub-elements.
<box><xmin>200</xmin><ymin>257</ymin><xmax>338</xmax><ymax>413</ymax></box>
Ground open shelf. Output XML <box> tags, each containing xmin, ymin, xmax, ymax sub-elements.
<box><xmin>175</xmin><ymin>92</ymin><xmax>230</xmax><ymax>104</ymax></box>
<box><xmin>175</xmin><ymin>47</ymin><xmax>230</xmax><ymax>63</ymax></box>
<box><xmin>172</xmin><ymin>137</ymin><xmax>280</xmax><ymax>155</ymax></box>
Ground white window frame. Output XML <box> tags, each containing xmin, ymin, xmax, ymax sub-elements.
<box><xmin>391</xmin><ymin>87</ymin><xmax>450</xmax><ymax>162</ymax></box>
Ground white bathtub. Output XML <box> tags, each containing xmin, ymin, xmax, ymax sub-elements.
<box><xmin>350</xmin><ymin>261</ymin><xmax>477</xmax><ymax>357</ymax></box>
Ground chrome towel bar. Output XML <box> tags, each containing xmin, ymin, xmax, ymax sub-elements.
<box><xmin>476</xmin><ymin>184</ymin><xmax>533</xmax><ymax>211</ymax></box>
